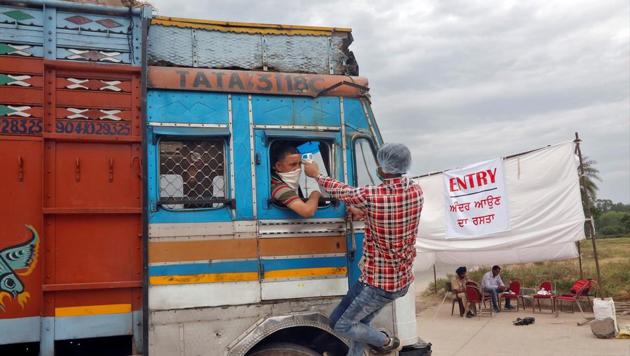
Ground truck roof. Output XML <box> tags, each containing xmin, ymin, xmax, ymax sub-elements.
<box><xmin>152</xmin><ymin>16</ymin><xmax>352</xmax><ymax>36</ymax></box>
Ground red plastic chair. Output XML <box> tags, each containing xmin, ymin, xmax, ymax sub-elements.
<box><xmin>467</xmin><ymin>280</ymin><xmax>492</xmax><ymax>309</ymax></box>
<box><xmin>465</xmin><ymin>283</ymin><xmax>493</xmax><ymax>317</ymax></box>
<box><xmin>532</xmin><ymin>281</ymin><xmax>555</xmax><ymax>313</ymax></box>
<box><xmin>500</xmin><ymin>280</ymin><xmax>522</xmax><ymax>311</ymax></box>
<box><xmin>554</xmin><ymin>279</ymin><xmax>593</xmax><ymax>317</ymax></box>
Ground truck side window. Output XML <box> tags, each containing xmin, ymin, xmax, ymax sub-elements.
<box><xmin>354</xmin><ymin>138</ymin><xmax>381</xmax><ymax>186</ymax></box>
<box><xmin>159</xmin><ymin>139</ymin><xmax>226</xmax><ymax>209</ymax></box>
<box><xmin>269</xmin><ymin>139</ymin><xmax>332</xmax><ymax>208</ymax></box>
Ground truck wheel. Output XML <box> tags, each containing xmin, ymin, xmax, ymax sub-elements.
<box><xmin>248</xmin><ymin>342</ymin><xmax>321</xmax><ymax>356</ymax></box>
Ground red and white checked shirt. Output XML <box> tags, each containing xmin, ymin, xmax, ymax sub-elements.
<box><xmin>316</xmin><ymin>175</ymin><xmax>423</xmax><ymax>292</ymax></box>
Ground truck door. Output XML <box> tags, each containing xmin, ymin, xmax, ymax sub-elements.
<box><xmin>251</xmin><ymin>95</ymin><xmax>349</xmax><ymax>301</ymax></box>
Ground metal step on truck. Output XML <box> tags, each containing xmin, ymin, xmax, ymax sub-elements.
<box><xmin>145</xmin><ymin>15</ymin><xmax>430</xmax><ymax>356</ymax></box>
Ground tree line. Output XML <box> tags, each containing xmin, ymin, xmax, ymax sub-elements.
<box><xmin>581</xmin><ymin>157</ymin><xmax>630</xmax><ymax>237</ymax></box>
<box><xmin>592</xmin><ymin>199</ymin><xmax>630</xmax><ymax>236</ymax></box>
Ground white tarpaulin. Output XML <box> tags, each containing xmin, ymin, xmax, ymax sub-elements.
<box><xmin>414</xmin><ymin>142</ymin><xmax>585</xmax><ymax>270</ymax></box>
<box><xmin>443</xmin><ymin>158</ymin><xmax>509</xmax><ymax>237</ymax></box>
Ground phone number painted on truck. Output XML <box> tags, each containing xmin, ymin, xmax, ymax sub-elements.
<box><xmin>55</xmin><ymin>120</ymin><xmax>131</xmax><ymax>136</ymax></box>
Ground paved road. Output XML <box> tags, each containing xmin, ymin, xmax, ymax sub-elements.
<box><xmin>416</xmin><ymin>300</ymin><xmax>630</xmax><ymax>356</ymax></box>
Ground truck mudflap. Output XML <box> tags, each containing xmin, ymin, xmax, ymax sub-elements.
<box><xmin>400</xmin><ymin>341</ymin><xmax>432</xmax><ymax>356</ymax></box>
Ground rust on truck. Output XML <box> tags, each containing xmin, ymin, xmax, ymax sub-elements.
<box><xmin>148</xmin><ymin>66</ymin><xmax>369</xmax><ymax>97</ymax></box>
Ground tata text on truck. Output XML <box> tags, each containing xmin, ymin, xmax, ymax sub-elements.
<box><xmin>145</xmin><ymin>16</ymin><xmax>427</xmax><ymax>355</ymax></box>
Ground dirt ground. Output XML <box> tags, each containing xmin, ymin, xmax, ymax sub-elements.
<box><xmin>414</xmin><ymin>296</ymin><xmax>630</xmax><ymax>356</ymax></box>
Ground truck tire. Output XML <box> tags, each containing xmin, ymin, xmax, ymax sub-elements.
<box><xmin>248</xmin><ymin>342</ymin><xmax>321</xmax><ymax>356</ymax></box>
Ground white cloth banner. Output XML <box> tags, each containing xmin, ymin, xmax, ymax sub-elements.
<box><xmin>443</xmin><ymin>159</ymin><xmax>509</xmax><ymax>237</ymax></box>
<box><xmin>413</xmin><ymin>142</ymin><xmax>585</xmax><ymax>270</ymax></box>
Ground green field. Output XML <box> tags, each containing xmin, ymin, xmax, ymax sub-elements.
<box><xmin>424</xmin><ymin>236</ymin><xmax>630</xmax><ymax>300</ymax></box>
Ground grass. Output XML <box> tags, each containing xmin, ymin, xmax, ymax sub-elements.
<box><xmin>424</xmin><ymin>236</ymin><xmax>630</xmax><ymax>300</ymax></box>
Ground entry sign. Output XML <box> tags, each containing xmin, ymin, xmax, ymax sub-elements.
<box><xmin>443</xmin><ymin>158</ymin><xmax>510</xmax><ymax>237</ymax></box>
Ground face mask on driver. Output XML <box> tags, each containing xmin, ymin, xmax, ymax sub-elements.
<box><xmin>277</xmin><ymin>168</ymin><xmax>301</xmax><ymax>191</ymax></box>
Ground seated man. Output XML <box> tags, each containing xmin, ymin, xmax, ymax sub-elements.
<box><xmin>451</xmin><ymin>266</ymin><xmax>475</xmax><ymax>318</ymax></box>
<box><xmin>270</xmin><ymin>142</ymin><xmax>321</xmax><ymax>218</ymax></box>
<box><xmin>481</xmin><ymin>265</ymin><xmax>513</xmax><ymax>312</ymax></box>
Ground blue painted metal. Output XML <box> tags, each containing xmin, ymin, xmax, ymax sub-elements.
<box><xmin>262</xmin><ymin>129</ymin><xmax>339</xmax><ymax>144</ymax></box>
<box><xmin>10</xmin><ymin>0</ymin><xmax>145</xmax><ymax>16</ymax></box>
<box><xmin>43</xmin><ymin>5</ymin><xmax>56</xmax><ymax>58</ymax></box>
<box><xmin>56</xmin><ymin>30</ymin><xmax>132</xmax><ymax>51</ymax></box>
<box><xmin>54</xmin><ymin>313</ymin><xmax>133</xmax><ymax>340</ymax></box>
<box><xmin>231</xmin><ymin>94</ymin><xmax>255</xmax><ymax>220</ymax></box>
<box><xmin>149</xmin><ymin>126</ymin><xmax>229</xmax><ymax>142</ymax></box>
<box><xmin>132</xmin><ymin>311</ymin><xmax>143</xmax><ymax>355</ymax></box>
<box><xmin>0</xmin><ymin>1</ymin><xmax>149</xmax><ymax>64</ymax></box>
<box><xmin>0</xmin><ymin>6</ymin><xmax>43</xmax><ymax>26</ymax></box>
<box><xmin>344</xmin><ymin>98</ymin><xmax>371</xmax><ymax>135</ymax></box>
<box><xmin>40</xmin><ymin>316</ymin><xmax>54</xmax><ymax>356</ymax></box>
<box><xmin>347</xmin><ymin>232</ymin><xmax>365</xmax><ymax>285</ymax></box>
<box><xmin>261</xmin><ymin>256</ymin><xmax>346</xmax><ymax>271</ymax></box>
<box><xmin>147</xmin><ymin>90</ymin><xmax>230</xmax><ymax>125</ymax></box>
<box><xmin>149</xmin><ymin>260</ymin><xmax>259</xmax><ymax>276</ymax></box>
<box><xmin>56</xmin><ymin>10</ymin><xmax>130</xmax><ymax>33</ymax></box>
<box><xmin>251</xmin><ymin>96</ymin><xmax>340</xmax><ymax>127</ymax></box>
<box><xmin>0</xmin><ymin>316</ymin><xmax>40</xmax><ymax>343</ymax></box>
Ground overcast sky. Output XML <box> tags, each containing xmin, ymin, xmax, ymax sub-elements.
<box><xmin>150</xmin><ymin>0</ymin><xmax>630</xmax><ymax>203</ymax></box>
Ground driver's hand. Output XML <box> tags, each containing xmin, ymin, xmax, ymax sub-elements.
<box><xmin>303</xmin><ymin>160</ymin><xmax>320</xmax><ymax>178</ymax></box>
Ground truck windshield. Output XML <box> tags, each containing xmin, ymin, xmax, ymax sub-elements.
<box><xmin>354</xmin><ymin>138</ymin><xmax>381</xmax><ymax>186</ymax></box>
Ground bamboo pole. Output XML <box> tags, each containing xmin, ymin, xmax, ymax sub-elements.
<box><xmin>576</xmin><ymin>241</ymin><xmax>584</xmax><ymax>279</ymax></box>
<box><xmin>433</xmin><ymin>264</ymin><xmax>438</xmax><ymax>295</ymax></box>
<box><xmin>574</xmin><ymin>132</ymin><xmax>602</xmax><ymax>296</ymax></box>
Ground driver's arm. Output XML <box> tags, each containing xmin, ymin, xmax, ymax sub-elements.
<box><xmin>286</xmin><ymin>191</ymin><xmax>321</xmax><ymax>218</ymax></box>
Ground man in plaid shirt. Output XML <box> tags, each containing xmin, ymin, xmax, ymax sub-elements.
<box><xmin>304</xmin><ymin>143</ymin><xmax>423</xmax><ymax>355</ymax></box>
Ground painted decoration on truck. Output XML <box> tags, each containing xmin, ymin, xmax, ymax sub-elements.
<box><xmin>0</xmin><ymin>225</ymin><xmax>39</xmax><ymax>311</ymax></box>
<box><xmin>0</xmin><ymin>43</ymin><xmax>33</xmax><ymax>57</ymax></box>
<box><xmin>2</xmin><ymin>9</ymin><xmax>34</xmax><ymax>22</ymax></box>
<box><xmin>66</xmin><ymin>49</ymin><xmax>122</xmax><ymax>63</ymax></box>
<box><xmin>0</xmin><ymin>74</ymin><xmax>32</xmax><ymax>87</ymax></box>
<box><xmin>64</xmin><ymin>15</ymin><xmax>123</xmax><ymax>29</ymax></box>
<box><xmin>65</xmin><ymin>78</ymin><xmax>123</xmax><ymax>91</ymax></box>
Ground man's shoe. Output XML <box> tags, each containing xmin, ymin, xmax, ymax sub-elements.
<box><xmin>370</xmin><ymin>331</ymin><xmax>400</xmax><ymax>354</ymax></box>
<box><xmin>505</xmin><ymin>305</ymin><xmax>515</xmax><ymax>310</ymax></box>
<box><xmin>493</xmin><ymin>308</ymin><xmax>500</xmax><ymax>313</ymax></box>
<box><xmin>466</xmin><ymin>311</ymin><xmax>474</xmax><ymax>318</ymax></box>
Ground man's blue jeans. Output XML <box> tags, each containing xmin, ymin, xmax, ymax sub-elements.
<box><xmin>329</xmin><ymin>282</ymin><xmax>409</xmax><ymax>356</ymax></box>
<box><xmin>484</xmin><ymin>287</ymin><xmax>511</xmax><ymax>311</ymax></box>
